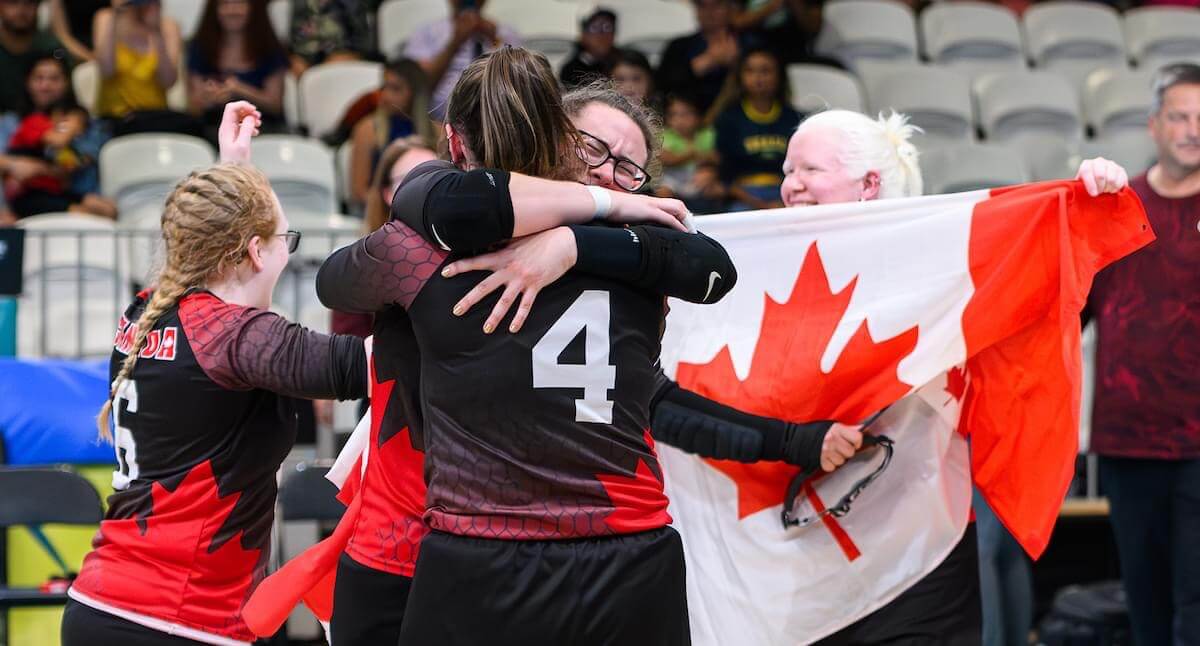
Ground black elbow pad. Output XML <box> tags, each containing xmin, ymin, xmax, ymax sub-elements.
<box><xmin>421</xmin><ymin>169</ymin><xmax>514</xmax><ymax>251</ymax></box>
<box><xmin>632</xmin><ymin>227</ymin><xmax>738</xmax><ymax>304</ymax></box>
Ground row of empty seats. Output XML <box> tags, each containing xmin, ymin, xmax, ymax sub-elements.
<box><xmin>819</xmin><ymin>1</ymin><xmax>1200</xmax><ymax>88</ymax></box>
<box><xmin>791</xmin><ymin>62</ymin><xmax>1158</xmax><ymax>144</ymax></box>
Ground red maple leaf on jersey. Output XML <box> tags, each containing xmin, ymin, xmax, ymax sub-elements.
<box><xmin>675</xmin><ymin>242</ymin><xmax>918</xmax><ymax>520</ymax></box>
<box><xmin>89</xmin><ymin>460</ymin><xmax>264</xmax><ymax>634</ymax></box>
<box><xmin>597</xmin><ymin>430</ymin><xmax>672</xmax><ymax>533</ymax></box>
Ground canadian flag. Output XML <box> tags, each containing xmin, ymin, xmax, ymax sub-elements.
<box><xmin>245</xmin><ymin>180</ymin><xmax>1150</xmax><ymax>644</ymax></box>
<box><xmin>659</xmin><ymin>180</ymin><xmax>1151</xmax><ymax>644</ymax></box>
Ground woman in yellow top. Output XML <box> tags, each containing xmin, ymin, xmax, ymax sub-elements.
<box><xmin>93</xmin><ymin>0</ymin><xmax>181</xmax><ymax>121</ymax></box>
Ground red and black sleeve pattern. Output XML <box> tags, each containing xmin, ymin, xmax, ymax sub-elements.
<box><xmin>315</xmin><ymin>220</ymin><xmax>448</xmax><ymax>314</ymax></box>
<box><xmin>178</xmin><ymin>292</ymin><xmax>367</xmax><ymax>400</ymax></box>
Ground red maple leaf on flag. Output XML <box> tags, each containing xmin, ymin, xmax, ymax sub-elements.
<box><xmin>676</xmin><ymin>242</ymin><xmax>918</xmax><ymax>520</ymax></box>
<box><xmin>944</xmin><ymin>366</ymin><xmax>967</xmax><ymax>405</ymax></box>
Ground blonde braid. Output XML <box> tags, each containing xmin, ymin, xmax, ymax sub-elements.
<box><xmin>96</xmin><ymin>162</ymin><xmax>277</xmax><ymax>441</ymax></box>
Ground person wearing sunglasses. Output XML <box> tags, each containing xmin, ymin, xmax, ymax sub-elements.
<box><xmin>63</xmin><ymin>102</ymin><xmax>369</xmax><ymax>646</ymax></box>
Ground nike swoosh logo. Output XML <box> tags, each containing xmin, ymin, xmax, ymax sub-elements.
<box><xmin>430</xmin><ymin>223</ymin><xmax>451</xmax><ymax>251</ymax></box>
<box><xmin>704</xmin><ymin>271</ymin><xmax>722</xmax><ymax>302</ymax></box>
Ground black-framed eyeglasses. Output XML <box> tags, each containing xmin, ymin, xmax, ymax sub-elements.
<box><xmin>780</xmin><ymin>411</ymin><xmax>895</xmax><ymax>530</ymax></box>
<box><xmin>576</xmin><ymin>130</ymin><xmax>651</xmax><ymax>192</ymax></box>
<box><xmin>277</xmin><ymin>230</ymin><xmax>302</xmax><ymax>254</ymax></box>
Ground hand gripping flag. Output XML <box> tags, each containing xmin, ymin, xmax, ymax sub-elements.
<box><xmin>245</xmin><ymin>180</ymin><xmax>1150</xmax><ymax>644</ymax></box>
<box><xmin>658</xmin><ymin>180</ymin><xmax>1151</xmax><ymax>644</ymax></box>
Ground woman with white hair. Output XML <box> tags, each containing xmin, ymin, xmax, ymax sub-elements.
<box><xmin>779</xmin><ymin>109</ymin><xmax>1128</xmax><ymax>645</ymax></box>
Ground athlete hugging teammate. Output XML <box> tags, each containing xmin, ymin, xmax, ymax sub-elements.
<box><xmin>63</xmin><ymin>103</ymin><xmax>369</xmax><ymax>646</ymax></box>
<box><xmin>315</xmin><ymin>48</ymin><xmax>862</xmax><ymax>646</ymax></box>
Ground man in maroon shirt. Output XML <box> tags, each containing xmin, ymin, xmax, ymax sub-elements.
<box><xmin>1088</xmin><ymin>62</ymin><xmax>1200</xmax><ymax>646</ymax></box>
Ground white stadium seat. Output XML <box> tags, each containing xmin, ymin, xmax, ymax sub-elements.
<box><xmin>1082</xmin><ymin>67</ymin><xmax>1155</xmax><ymax>137</ymax></box>
<box><xmin>611</xmin><ymin>0</ymin><xmax>698</xmax><ymax>66</ymax></box>
<box><xmin>269</xmin><ymin>0</ymin><xmax>291</xmax><ymax>42</ymax></box>
<box><xmin>974</xmin><ymin>70</ymin><xmax>1084</xmax><ymax>143</ymax></box>
<box><xmin>379</xmin><ymin>0</ymin><xmax>451</xmax><ymax>59</ymax></box>
<box><xmin>250</xmin><ymin>135</ymin><xmax>339</xmax><ymax>218</ymax></box>
<box><xmin>920</xmin><ymin>141</ymin><xmax>1030</xmax><ymax>194</ymax></box>
<box><xmin>816</xmin><ymin>0</ymin><xmax>919</xmax><ymax>68</ymax></box>
<box><xmin>1004</xmin><ymin>134</ymin><xmax>1080</xmax><ymax>181</ymax></box>
<box><xmin>100</xmin><ymin>134</ymin><xmax>216</xmax><ymax>220</ymax></box>
<box><xmin>72</xmin><ymin>61</ymin><xmax>98</xmax><ymax>114</ymax></box>
<box><xmin>920</xmin><ymin>1</ymin><xmax>1024</xmax><ymax>69</ymax></box>
<box><xmin>859</xmin><ymin>62</ymin><xmax>975</xmax><ymax>143</ymax></box>
<box><xmin>298</xmin><ymin>61</ymin><xmax>382</xmax><ymax>139</ymax></box>
<box><xmin>16</xmin><ymin>214</ymin><xmax>129</xmax><ymax>358</ymax></box>
<box><xmin>1123</xmin><ymin>7</ymin><xmax>1200</xmax><ymax>69</ymax></box>
<box><xmin>1080</xmin><ymin>130</ymin><xmax>1158</xmax><ymax>176</ymax></box>
<box><xmin>787</xmin><ymin>64</ymin><xmax>866</xmax><ymax>114</ymax></box>
<box><xmin>486</xmin><ymin>0</ymin><xmax>576</xmax><ymax>57</ymax></box>
<box><xmin>1022</xmin><ymin>1</ymin><xmax>1128</xmax><ymax>89</ymax></box>
<box><xmin>162</xmin><ymin>0</ymin><xmax>205</xmax><ymax>39</ymax></box>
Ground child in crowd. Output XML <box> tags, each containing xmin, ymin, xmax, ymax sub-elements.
<box><xmin>657</xmin><ymin>94</ymin><xmax>724</xmax><ymax>214</ymax></box>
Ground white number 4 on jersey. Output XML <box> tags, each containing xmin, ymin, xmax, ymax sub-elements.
<box><xmin>531</xmin><ymin>290</ymin><xmax>616</xmax><ymax>424</ymax></box>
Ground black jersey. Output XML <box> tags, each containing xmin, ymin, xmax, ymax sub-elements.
<box><xmin>318</xmin><ymin>218</ymin><xmax>672</xmax><ymax>540</ymax></box>
<box><xmin>71</xmin><ymin>290</ymin><xmax>365</xmax><ymax>644</ymax></box>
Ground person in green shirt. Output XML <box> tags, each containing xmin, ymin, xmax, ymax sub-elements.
<box><xmin>0</xmin><ymin>0</ymin><xmax>67</xmax><ymax>114</ymax></box>
<box><xmin>657</xmin><ymin>93</ymin><xmax>725</xmax><ymax>213</ymax></box>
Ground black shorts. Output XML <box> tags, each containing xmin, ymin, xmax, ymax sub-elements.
<box><xmin>330</xmin><ymin>552</ymin><xmax>412</xmax><ymax>646</ymax></box>
<box><xmin>60</xmin><ymin>599</ymin><xmax>207</xmax><ymax>646</ymax></box>
<box><xmin>815</xmin><ymin>524</ymin><xmax>983</xmax><ymax>646</ymax></box>
<box><xmin>398</xmin><ymin>527</ymin><xmax>691</xmax><ymax>646</ymax></box>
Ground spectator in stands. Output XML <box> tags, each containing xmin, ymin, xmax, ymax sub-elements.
<box><xmin>611</xmin><ymin>49</ymin><xmax>659</xmax><ymax>113</ymax></box>
<box><xmin>657</xmin><ymin>0</ymin><xmax>757</xmax><ymax>116</ymax></box>
<box><xmin>657</xmin><ymin>93</ymin><xmax>723</xmax><ymax>213</ymax></box>
<box><xmin>94</xmin><ymin>0</ymin><xmax>197</xmax><ymax>136</ymax></box>
<box><xmin>0</xmin><ymin>55</ymin><xmax>113</xmax><ymax>223</ymax></box>
<box><xmin>0</xmin><ymin>0</ymin><xmax>66</xmax><ymax>115</ymax></box>
<box><xmin>347</xmin><ymin>59</ymin><xmax>434</xmax><ymax>214</ymax></box>
<box><xmin>289</xmin><ymin>0</ymin><xmax>374</xmax><ymax>77</ymax></box>
<box><xmin>713</xmin><ymin>46</ymin><xmax>798</xmax><ymax>210</ymax></box>
<box><xmin>734</xmin><ymin>0</ymin><xmax>828</xmax><ymax>66</ymax></box>
<box><xmin>49</xmin><ymin>0</ymin><xmax>107</xmax><ymax>61</ymax></box>
<box><xmin>559</xmin><ymin>7</ymin><xmax>619</xmax><ymax>88</ymax></box>
<box><xmin>188</xmin><ymin>0</ymin><xmax>289</xmax><ymax>141</ymax></box>
<box><xmin>405</xmin><ymin>0</ymin><xmax>521</xmax><ymax>121</ymax></box>
<box><xmin>780</xmin><ymin>108</ymin><xmax>1129</xmax><ymax>646</ymax></box>
<box><xmin>1087</xmin><ymin>62</ymin><xmax>1200</xmax><ymax>646</ymax></box>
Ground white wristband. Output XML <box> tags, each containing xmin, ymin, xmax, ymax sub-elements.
<box><xmin>586</xmin><ymin>185</ymin><xmax>612</xmax><ymax>221</ymax></box>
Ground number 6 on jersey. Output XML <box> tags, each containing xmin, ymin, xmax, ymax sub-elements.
<box><xmin>531</xmin><ymin>290</ymin><xmax>616</xmax><ymax>424</ymax></box>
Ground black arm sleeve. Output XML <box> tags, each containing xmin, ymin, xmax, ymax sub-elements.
<box><xmin>649</xmin><ymin>378</ymin><xmax>830</xmax><ymax>470</ymax></box>
<box><xmin>389</xmin><ymin>160</ymin><xmax>515</xmax><ymax>252</ymax></box>
<box><xmin>569</xmin><ymin>224</ymin><xmax>738</xmax><ymax>304</ymax></box>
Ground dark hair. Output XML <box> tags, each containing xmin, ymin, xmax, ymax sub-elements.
<box><xmin>377</xmin><ymin>58</ymin><xmax>435</xmax><ymax>142</ymax></box>
<box><xmin>193</xmin><ymin>0</ymin><xmax>286</xmax><ymax>75</ymax></box>
<box><xmin>563</xmin><ymin>79</ymin><xmax>664</xmax><ymax>181</ymax></box>
<box><xmin>1151</xmin><ymin>62</ymin><xmax>1200</xmax><ymax>115</ymax></box>
<box><xmin>612</xmin><ymin>48</ymin><xmax>653</xmax><ymax>79</ymax></box>
<box><xmin>664</xmin><ymin>93</ymin><xmax>701</xmax><ymax>114</ymax></box>
<box><xmin>365</xmin><ymin>135</ymin><xmax>434</xmax><ymax>233</ymax></box>
<box><xmin>707</xmin><ymin>45</ymin><xmax>789</xmax><ymax>122</ymax></box>
<box><xmin>21</xmin><ymin>54</ymin><xmax>77</xmax><ymax>116</ymax></box>
<box><xmin>445</xmin><ymin>46</ymin><xmax>582</xmax><ymax>181</ymax></box>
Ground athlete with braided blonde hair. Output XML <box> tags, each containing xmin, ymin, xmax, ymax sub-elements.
<box><xmin>63</xmin><ymin>102</ymin><xmax>368</xmax><ymax>646</ymax></box>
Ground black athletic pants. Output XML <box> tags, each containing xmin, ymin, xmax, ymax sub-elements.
<box><xmin>815</xmin><ymin>524</ymin><xmax>983</xmax><ymax>646</ymax></box>
<box><xmin>60</xmin><ymin>599</ymin><xmax>207</xmax><ymax>645</ymax></box>
<box><xmin>1100</xmin><ymin>456</ymin><xmax>1200</xmax><ymax>646</ymax></box>
<box><xmin>398</xmin><ymin>527</ymin><xmax>691</xmax><ymax>646</ymax></box>
<box><xmin>329</xmin><ymin>552</ymin><xmax>412</xmax><ymax>646</ymax></box>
